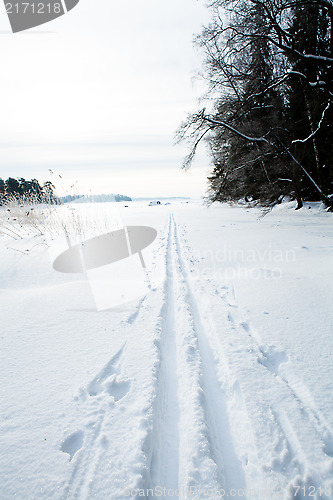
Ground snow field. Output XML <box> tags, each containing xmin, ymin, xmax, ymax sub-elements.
<box><xmin>0</xmin><ymin>200</ymin><xmax>332</xmax><ymax>499</ymax></box>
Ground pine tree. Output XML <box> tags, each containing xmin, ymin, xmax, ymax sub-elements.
<box><xmin>207</xmin><ymin>3</ymin><xmax>287</xmax><ymax>205</ymax></box>
<box><xmin>288</xmin><ymin>2</ymin><xmax>333</xmax><ymax>200</ymax></box>
<box><xmin>178</xmin><ymin>0</ymin><xmax>333</xmax><ymax>209</ymax></box>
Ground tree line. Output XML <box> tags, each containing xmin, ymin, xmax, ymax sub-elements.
<box><xmin>0</xmin><ymin>177</ymin><xmax>57</xmax><ymax>204</ymax></box>
<box><xmin>60</xmin><ymin>194</ymin><xmax>132</xmax><ymax>203</ymax></box>
<box><xmin>178</xmin><ymin>0</ymin><xmax>333</xmax><ymax>209</ymax></box>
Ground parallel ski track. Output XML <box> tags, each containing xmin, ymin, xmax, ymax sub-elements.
<box><xmin>63</xmin><ymin>219</ymin><xmax>171</xmax><ymax>500</ymax></box>
<box><xmin>171</xmin><ymin>215</ymin><xmax>246</xmax><ymax>494</ymax></box>
<box><xmin>63</xmin><ymin>213</ymin><xmax>333</xmax><ymax>500</ymax></box>
<box><xmin>149</xmin><ymin>215</ymin><xmax>246</xmax><ymax>498</ymax></box>
<box><xmin>149</xmin><ymin>217</ymin><xmax>180</xmax><ymax>491</ymax></box>
<box><xmin>175</xmin><ymin>219</ymin><xmax>333</xmax><ymax>499</ymax></box>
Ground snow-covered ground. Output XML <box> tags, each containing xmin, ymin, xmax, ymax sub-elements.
<box><xmin>0</xmin><ymin>200</ymin><xmax>332</xmax><ymax>500</ymax></box>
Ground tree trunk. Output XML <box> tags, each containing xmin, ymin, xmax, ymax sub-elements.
<box><xmin>302</xmin><ymin>83</ymin><xmax>322</xmax><ymax>185</ymax></box>
<box><xmin>292</xmin><ymin>174</ymin><xmax>303</xmax><ymax>209</ymax></box>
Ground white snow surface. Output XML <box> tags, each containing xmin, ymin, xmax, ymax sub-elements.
<box><xmin>0</xmin><ymin>200</ymin><xmax>332</xmax><ymax>500</ymax></box>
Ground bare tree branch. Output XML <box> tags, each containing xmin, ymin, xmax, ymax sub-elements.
<box><xmin>292</xmin><ymin>101</ymin><xmax>332</xmax><ymax>144</ymax></box>
<box><xmin>201</xmin><ymin>114</ymin><xmax>271</xmax><ymax>144</ymax></box>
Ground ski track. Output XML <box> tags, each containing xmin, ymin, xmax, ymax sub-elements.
<box><xmin>176</xmin><ymin>220</ymin><xmax>333</xmax><ymax>499</ymax></box>
<box><xmin>172</xmin><ymin>216</ymin><xmax>247</xmax><ymax>494</ymax></box>
<box><xmin>149</xmin><ymin>218</ymin><xmax>180</xmax><ymax>492</ymax></box>
<box><xmin>148</xmin><ymin>215</ymin><xmax>247</xmax><ymax>499</ymax></box>
<box><xmin>60</xmin><ymin>213</ymin><xmax>333</xmax><ymax>500</ymax></box>
<box><xmin>63</xmin><ymin>340</ymin><xmax>128</xmax><ymax>500</ymax></box>
<box><xmin>241</xmin><ymin>307</ymin><xmax>333</xmax><ymax>482</ymax></box>
<box><xmin>60</xmin><ymin>217</ymin><xmax>172</xmax><ymax>499</ymax></box>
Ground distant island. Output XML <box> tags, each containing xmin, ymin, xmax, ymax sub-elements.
<box><xmin>133</xmin><ymin>197</ymin><xmax>191</xmax><ymax>201</ymax></box>
<box><xmin>60</xmin><ymin>194</ymin><xmax>132</xmax><ymax>203</ymax></box>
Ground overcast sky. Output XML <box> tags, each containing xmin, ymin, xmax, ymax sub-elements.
<box><xmin>0</xmin><ymin>0</ymin><xmax>211</xmax><ymax>197</ymax></box>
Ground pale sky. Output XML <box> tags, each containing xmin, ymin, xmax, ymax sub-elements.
<box><xmin>0</xmin><ymin>0</ymin><xmax>211</xmax><ymax>198</ymax></box>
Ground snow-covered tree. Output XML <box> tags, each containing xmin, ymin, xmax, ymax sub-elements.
<box><xmin>177</xmin><ymin>0</ymin><xmax>333</xmax><ymax>209</ymax></box>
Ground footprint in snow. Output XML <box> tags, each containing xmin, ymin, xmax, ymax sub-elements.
<box><xmin>60</xmin><ymin>430</ymin><xmax>84</xmax><ymax>461</ymax></box>
<box><xmin>105</xmin><ymin>379</ymin><xmax>131</xmax><ymax>401</ymax></box>
<box><xmin>323</xmin><ymin>433</ymin><xmax>333</xmax><ymax>458</ymax></box>
<box><xmin>87</xmin><ymin>343</ymin><xmax>126</xmax><ymax>396</ymax></box>
<box><xmin>240</xmin><ymin>321</ymin><xmax>250</xmax><ymax>332</ymax></box>
<box><xmin>86</xmin><ymin>343</ymin><xmax>131</xmax><ymax>402</ymax></box>
<box><xmin>258</xmin><ymin>345</ymin><xmax>288</xmax><ymax>376</ymax></box>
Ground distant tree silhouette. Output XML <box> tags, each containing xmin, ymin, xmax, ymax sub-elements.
<box><xmin>60</xmin><ymin>193</ymin><xmax>132</xmax><ymax>204</ymax></box>
<box><xmin>0</xmin><ymin>177</ymin><xmax>57</xmax><ymax>205</ymax></box>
